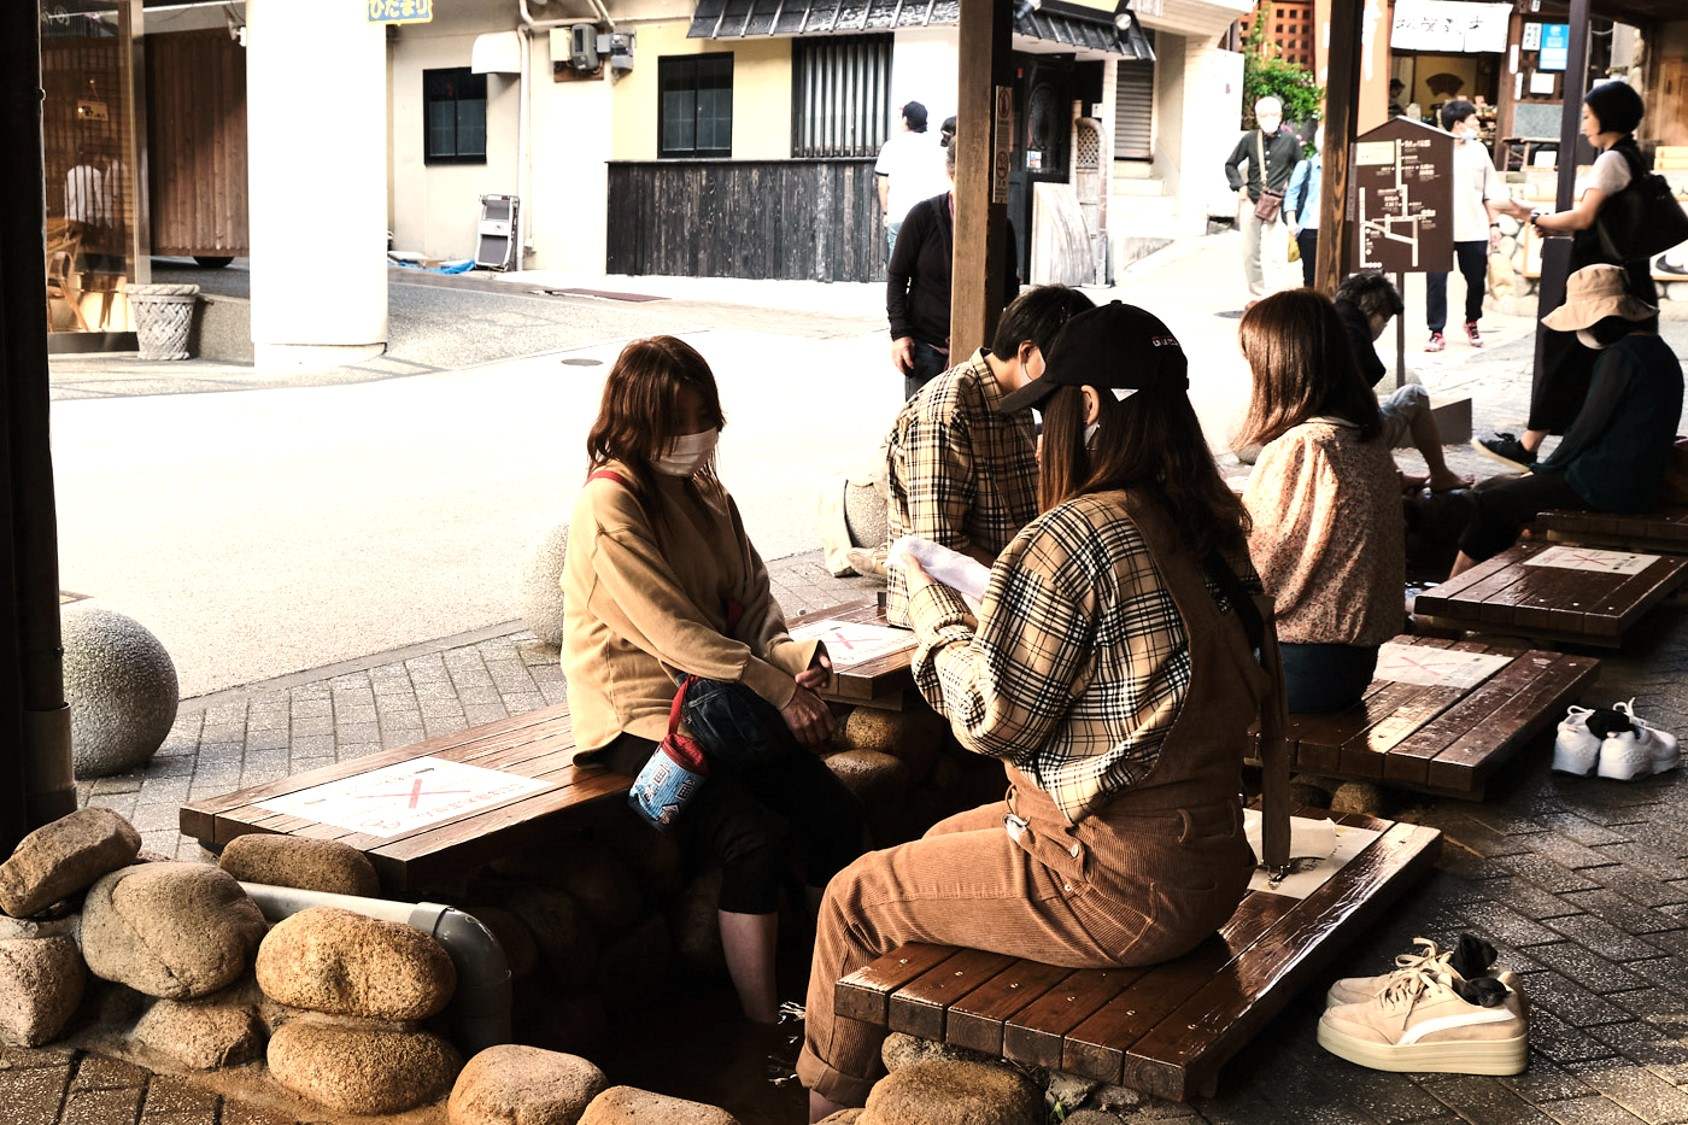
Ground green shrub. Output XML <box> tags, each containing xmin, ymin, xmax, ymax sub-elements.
<box><xmin>1240</xmin><ymin>1</ymin><xmax>1323</xmax><ymax>129</ymax></box>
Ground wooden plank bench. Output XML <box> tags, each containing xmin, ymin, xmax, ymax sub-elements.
<box><xmin>1413</xmin><ymin>541</ymin><xmax>1688</xmax><ymax>648</ymax></box>
<box><xmin>791</xmin><ymin>596</ymin><xmax>917</xmax><ymax>712</ymax></box>
<box><xmin>835</xmin><ymin>811</ymin><xmax>1442</xmax><ymax>1102</ymax></box>
<box><xmin>1538</xmin><ymin>508</ymin><xmax>1688</xmax><ymax>555</ymax></box>
<box><xmin>179</xmin><ymin>703</ymin><xmax>627</xmax><ymax>893</ymax></box>
<box><xmin>1270</xmin><ymin>634</ymin><xmax>1599</xmax><ymax>799</ymax></box>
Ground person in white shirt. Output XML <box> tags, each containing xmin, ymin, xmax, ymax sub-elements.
<box><xmin>64</xmin><ymin>149</ymin><xmax>105</xmax><ymax>228</ymax></box>
<box><xmin>875</xmin><ymin>102</ymin><xmax>947</xmax><ymax>264</ymax></box>
<box><xmin>1426</xmin><ymin>100</ymin><xmax>1507</xmax><ymax>352</ymax></box>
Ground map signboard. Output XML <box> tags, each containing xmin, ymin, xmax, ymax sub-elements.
<box><xmin>1351</xmin><ymin>117</ymin><xmax>1454</xmax><ymax>274</ymax></box>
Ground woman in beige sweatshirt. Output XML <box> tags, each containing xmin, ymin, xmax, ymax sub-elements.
<box><xmin>562</xmin><ymin>336</ymin><xmax>864</xmax><ymax>1025</ymax></box>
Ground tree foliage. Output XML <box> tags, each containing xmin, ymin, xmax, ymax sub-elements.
<box><xmin>1240</xmin><ymin>1</ymin><xmax>1323</xmax><ymax>129</ymax></box>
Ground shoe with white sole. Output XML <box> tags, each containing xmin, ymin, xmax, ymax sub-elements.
<box><xmin>1597</xmin><ymin>726</ymin><xmax>1657</xmax><ymax>781</ymax></box>
<box><xmin>1318</xmin><ymin>966</ymin><xmax>1529</xmax><ymax>1075</ymax></box>
<box><xmin>1326</xmin><ymin>935</ymin><xmax>1496</xmax><ymax>1008</ymax></box>
<box><xmin>1553</xmin><ymin>706</ymin><xmax>1601</xmax><ymax>776</ymax></box>
<box><xmin>1615</xmin><ymin>699</ymin><xmax>1680</xmax><ymax>775</ymax></box>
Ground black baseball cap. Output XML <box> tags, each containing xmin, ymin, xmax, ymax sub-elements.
<box><xmin>997</xmin><ymin>301</ymin><xmax>1188</xmax><ymax>413</ymax></box>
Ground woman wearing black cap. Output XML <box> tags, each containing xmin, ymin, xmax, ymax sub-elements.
<box><xmin>798</xmin><ymin>302</ymin><xmax>1272</xmax><ymax>1119</ymax></box>
<box><xmin>1476</xmin><ymin>80</ymin><xmax>1659</xmax><ymax>471</ymax></box>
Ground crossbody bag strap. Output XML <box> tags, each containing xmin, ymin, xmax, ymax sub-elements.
<box><xmin>1255</xmin><ymin>130</ymin><xmax>1266</xmax><ymax>189</ymax></box>
<box><xmin>1202</xmin><ymin>549</ymin><xmax>1265</xmax><ymax>656</ymax></box>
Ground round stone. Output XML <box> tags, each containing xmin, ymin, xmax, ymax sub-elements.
<box><xmin>130</xmin><ymin>995</ymin><xmax>263</xmax><ymax>1069</ymax></box>
<box><xmin>447</xmin><ymin>1044</ymin><xmax>608</xmax><ymax>1125</ymax></box>
<box><xmin>0</xmin><ymin>935</ymin><xmax>84</xmax><ymax>1047</ymax></box>
<box><xmin>862</xmin><ymin>1058</ymin><xmax>1042</xmax><ymax>1125</ymax></box>
<box><xmin>80</xmin><ymin>863</ymin><xmax>267</xmax><ymax>999</ymax></box>
<box><xmin>1330</xmin><ymin>781</ymin><xmax>1385</xmax><ymax>817</ymax></box>
<box><xmin>519</xmin><ymin>522</ymin><xmax>570</xmax><ymax>647</ymax></box>
<box><xmin>838</xmin><ymin>708</ymin><xmax>944</xmax><ymax>784</ymax></box>
<box><xmin>268</xmin><ymin>1021</ymin><xmax>460</xmax><ymax>1115</ymax></box>
<box><xmin>843</xmin><ymin>482</ymin><xmax>887</xmax><ymax>550</ymax></box>
<box><xmin>255</xmin><ymin>906</ymin><xmax>456</xmax><ymax>1021</ymax></box>
<box><xmin>218</xmin><ymin>834</ymin><xmax>379</xmax><ymax>898</ymax></box>
<box><xmin>0</xmin><ymin>807</ymin><xmax>141</xmax><ymax>918</ymax></box>
<box><xmin>62</xmin><ymin>606</ymin><xmax>180</xmax><ymax>778</ymax></box>
<box><xmin>579</xmin><ymin>1086</ymin><xmax>739</xmax><ymax>1125</ymax></box>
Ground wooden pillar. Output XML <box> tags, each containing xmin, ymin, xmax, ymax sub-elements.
<box><xmin>1312</xmin><ymin>0</ymin><xmax>1362</xmax><ymax>294</ymax></box>
<box><xmin>1493</xmin><ymin>5</ymin><xmax>1523</xmax><ymax>161</ymax></box>
<box><xmin>1532</xmin><ymin>0</ymin><xmax>1591</xmax><ymax>380</ymax></box>
<box><xmin>949</xmin><ymin>0</ymin><xmax>1013</xmax><ymax>356</ymax></box>
<box><xmin>1</xmin><ymin>0</ymin><xmax>73</xmax><ymax>852</ymax></box>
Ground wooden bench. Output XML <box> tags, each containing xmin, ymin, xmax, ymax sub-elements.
<box><xmin>179</xmin><ymin>704</ymin><xmax>626</xmax><ymax>893</ymax></box>
<box><xmin>1413</xmin><ymin>541</ymin><xmax>1688</xmax><ymax>648</ymax></box>
<box><xmin>791</xmin><ymin>596</ymin><xmax>918</xmax><ymax>712</ymax></box>
<box><xmin>1538</xmin><ymin>508</ymin><xmax>1688</xmax><ymax>555</ymax></box>
<box><xmin>836</xmin><ymin>811</ymin><xmax>1441</xmax><ymax>1102</ymax></box>
<box><xmin>1271</xmin><ymin>635</ymin><xmax>1599</xmax><ymax>799</ymax></box>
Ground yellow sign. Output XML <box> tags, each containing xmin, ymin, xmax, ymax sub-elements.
<box><xmin>368</xmin><ymin>0</ymin><xmax>433</xmax><ymax>25</ymax></box>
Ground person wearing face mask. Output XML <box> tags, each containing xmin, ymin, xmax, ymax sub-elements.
<box><xmin>1425</xmin><ymin>100</ymin><xmax>1508</xmax><ymax>353</ymax></box>
<box><xmin>882</xmin><ymin>284</ymin><xmax>1095</xmax><ymax>627</ymax></box>
<box><xmin>1449</xmin><ymin>265</ymin><xmax>1681</xmax><ymax>577</ymax></box>
<box><xmin>1237</xmin><ymin>290</ymin><xmax>1405</xmax><ymax>714</ymax></box>
<box><xmin>561</xmin><ymin>336</ymin><xmax>865</xmax><ymax>1029</ymax></box>
<box><xmin>800</xmin><ymin>302</ymin><xmax>1269</xmax><ymax>1120</ymax></box>
<box><xmin>1224</xmin><ymin>96</ymin><xmax>1302</xmax><ymax>299</ymax></box>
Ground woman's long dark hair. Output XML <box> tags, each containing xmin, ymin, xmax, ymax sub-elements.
<box><xmin>1235</xmin><ymin>289</ymin><xmax>1382</xmax><ymax>448</ymax></box>
<box><xmin>584</xmin><ymin>335</ymin><xmax>726</xmax><ymax>513</ymax></box>
<box><xmin>1039</xmin><ymin>382</ymin><xmax>1250</xmax><ymax>562</ymax></box>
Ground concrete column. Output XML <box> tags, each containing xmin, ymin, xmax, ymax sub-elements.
<box><xmin>246</xmin><ymin>0</ymin><xmax>388</xmax><ymax>366</ymax></box>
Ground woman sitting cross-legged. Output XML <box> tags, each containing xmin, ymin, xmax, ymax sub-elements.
<box><xmin>1238</xmin><ymin>290</ymin><xmax>1406</xmax><ymax>714</ymax></box>
<box><xmin>1451</xmin><ymin>264</ymin><xmax>1683</xmax><ymax>577</ymax></box>
<box><xmin>799</xmin><ymin>303</ymin><xmax>1272</xmax><ymax>1120</ymax></box>
<box><xmin>561</xmin><ymin>336</ymin><xmax>865</xmax><ymax>1027</ymax></box>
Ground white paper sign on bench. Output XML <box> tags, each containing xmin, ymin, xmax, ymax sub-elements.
<box><xmin>1523</xmin><ymin>546</ymin><xmax>1660</xmax><ymax>575</ymax></box>
<box><xmin>788</xmin><ymin>619</ymin><xmax>916</xmax><ymax>669</ymax></box>
<box><xmin>256</xmin><ymin>756</ymin><xmax>554</xmax><ymax>839</ymax></box>
<box><xmin>1374</xmin><ymin>643</ymin><xmax>1514</xmax><ymax>690</ymax></box>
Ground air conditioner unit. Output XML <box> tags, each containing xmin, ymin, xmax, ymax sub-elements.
<box><xmin>475</xmin><ymin>194</ymin><xmax>521</xmax><ymax>271</ymax></box>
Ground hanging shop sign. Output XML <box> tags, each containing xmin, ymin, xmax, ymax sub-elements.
<box><xmin>1538</xmin><ymin>23</ymin><xmax>1571</xmax><ymax>72</ymax></box>
<box><xmin>368</xmin><ymin>0</ymin><xmax>433</xmax><ymax>25</ymax></box>
<box><xmin>1389</xmin><ymin>0</ymin><xmax>1511</xmax><ymax>54</ymax></box>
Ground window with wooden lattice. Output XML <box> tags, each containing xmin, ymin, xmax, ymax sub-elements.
<box><xmin>1237</xmin><ymin>0</ymin><xmax>1314</xmax><ymax>69</ymax></box>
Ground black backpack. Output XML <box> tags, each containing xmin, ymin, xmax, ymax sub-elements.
<box><xmin>1596</xmin><ymin>144</ymin><xmax>1688</xmax><ymax>263</ymax></box>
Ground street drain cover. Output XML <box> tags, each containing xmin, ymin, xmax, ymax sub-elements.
<box><xmin>560</xmin><ymin>358</ymin><xmax>603</xmax><ymax>367</ymax></box>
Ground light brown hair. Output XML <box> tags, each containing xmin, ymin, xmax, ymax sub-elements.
<box><xmin>1235</xmin><ymin>289</ymin><xmax>1381</xmax><ymax>448</ymax></box>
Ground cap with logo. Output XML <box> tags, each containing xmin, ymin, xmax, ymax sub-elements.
<box><xmin>997</xmin><ymin>300</ymin><xmax>1188</xmax><ymax>414</ymax></box>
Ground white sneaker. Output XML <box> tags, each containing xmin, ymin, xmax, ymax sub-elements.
<box><xmin>1615</xmin><ymin>699</ymin><xmax>1680</xmax><ymax>775</ymax></box>
<box><xmin>1318</xmin><ymin>966</ymin><xmax>1529</xmax><ymax>1075</ymax></box>
<box><xmin>1552</xmin><ymin>706</ymin><xmax>1600</xmax><ymax>776</ymax></box>
<box><xmin>1327</xmin><ymin>937</ymin><xmax>1475</xmax><ymax>1008</ymax></box>
<box><xmin>1597</xmin><ymin>726</ymin><xmax>1656</xmax><ymax>781</ymax></box>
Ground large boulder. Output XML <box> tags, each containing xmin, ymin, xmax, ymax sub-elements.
<box><xmin>0</xmin><ymin>936</ymin><xmax>85</xmax><ymax>1046</ymax></box>
<box><xmin>579</xmin><ymin>1086</ymin><xmax>739</xmax><ymax>1125</ymax></box>
<box><xmin>130</xmin><ymin>995</ymin><xmax>264</xmax><ymax>1069</ymax></box>
<box><xmin>62</xmin><ymin>606</ymin><xmax>179</xmax><ymax>778</ymax></box>
<box><xmin>520</xmin><ymin>522</ymin><xmax>570</xmax><ymax>647</ymax></box>
<box><xmin>80</xmin><ymin>863</ymin><xmax>266</xmax><ymax>999</ymax></box>
<box><xmin>255</xmin><ymin>906</ymin><xmax>455</xmax><ymax>1021</ymax></box>
<box><xmin>447</xmin><ymin>1044</ymin><xmax>608</xmax><ymax>1125</ymax></box>
<box><xmin>838</xmin><ymin>709</ymin><xmax>943</xmax><ymax>785</ymax></box>
<box><xmin>503</xmin><ymin>886</ymin><xmax>599</xmax><ymax>986</ymax></box>
<box><xmin>267</xmin><ymin>1021</ymin><xmax>460</xmax><ymax>1115</ymax></box>
<box><xmin>549</xmin><ymin>844</ymin><xmax>644</xmax><ymax>936</ymax></box>
<box><xmin>843</xmin><ymin>482</ymin><xmax>887</xmax><ymax>550</ymax></box>
<box><xmin>0</xmin><ymin>913</ymin><xmax>79</xmax><ymax>941</ymax></box>
<box><xmin>861</xmin><ymin>1058</ymin><xmax>1042</xmax><ymax>1125</ymax></box>
<box><xmin>0</xmin><ymin>808</ymin><xmax>141</xmax><ymax>917</ymax></box>
<box><xmin>824</xmin><ymin>750</ymin><xmax>909</xmax><ymax>843</ymax></box>
<box><xmin>217</xmin><ymin>834</ymin><xmax>379</xmax><ymax>898</ymax></box>
<box><xmin>880</xmin><ymin>1032</ymin><xmax>993</xmax><ymax>1073</ymax></box>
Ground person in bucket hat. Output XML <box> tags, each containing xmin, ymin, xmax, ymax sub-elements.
<box><xmin>1448</xmin><ymin>264</ymin><xmax>1681</xmax><ymax>577</ymax></box>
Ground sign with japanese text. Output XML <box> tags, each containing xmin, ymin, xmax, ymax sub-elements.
<box><xmin>1539</xmin><ymin>23</ymin><xmax>1570</xmax><ymax>71</ymax></box>
<box><xmin>992</xmin><ymin>86</ymin><xmax>1013</xmax><ymax>205</ymax></box>
<box><xmin>1390</xmin><ymin>0</ymin><xmax>1511</xmax><ymax>54</ymax></box>
<box><xmin>1351</xmin><ymin>117</ymin><xmax>1454</xmax><ymax>273</ymax></box>
<box><xmin>368</xmin><ymin>0</ymin><xmax>433</xmax><ymax>25</ymax></box>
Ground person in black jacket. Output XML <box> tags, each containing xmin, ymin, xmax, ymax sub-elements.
<box><xmin>1224</xmin><ymin>96</ymin><xmax>1301</xmax><ymax>300</ymax></box>
<box><xmin>887</xmin><ymin>141</ymin><xmax>1021</xmax><ymax>400</ymax></box>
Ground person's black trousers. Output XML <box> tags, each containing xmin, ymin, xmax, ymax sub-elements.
<box><xmin>606</xmin><ymin>733</ymin><xmax>864</xmax><ymax>915</ymax></box>
<box><xmin>1458</xmin><ymin>470</ymin><xmax>1589</xmax><ymax>563</ymax></box>
<box><xmin>1296</xmin><ymin>228</ymin><xmax>1319</xmax><ymax>288</ymax></box>
<box><xmin>904</xmin><ymin>339</ymin><xmax>949</xmax><ymax>400</ymax></box>
<box><xmin>1426</xmin><ymin>240</ymin><xmax>1489</xmax><ymax>333</ymax></box>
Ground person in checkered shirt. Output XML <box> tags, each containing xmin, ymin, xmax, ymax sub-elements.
<box><xmin>800</xmin><ymin>303</ymin><xmax>1273</xmax><ymax>1117</ymax></box>
<box><xmin>882</xmin><ymin>285</ymin><xmax>1095</xmax><ymax>626</ymax></box>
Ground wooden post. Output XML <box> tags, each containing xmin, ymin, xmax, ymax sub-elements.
<box><xmin>1312</xmin><ymin>0</ymin><xmax>1362</xmax><ymax>295</ymax></box>
<box><xmin>1532</xmin><ymin>0</ymin><xmax>1591</xmax><ymax>383</ymax></box>
<box><xmin>1255</xmin><ymin>596</ymin><xmax>1290</xmax><ymax>874</ymax></box>
<box><xmin>949</xmin><ymin>0</ymin><xmax>1013</xmax><ymax>356</ymax></box>
<box><xmin>1395</xmin><ymin>271</ymin><xmax>1407</xmax><ymax>388</ymax></box>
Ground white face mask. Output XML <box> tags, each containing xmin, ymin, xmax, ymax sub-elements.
<box><xmin>654</xmin><ymin>428</ymin><xmax>719</xmax><ymax>477</ymax></box>
<box><xmin>1257</xmin><ymin>115</ymin><xmax>1282</xmax><ymax>134</ymax></box>
<box><xmin>1576</xmin><ymin>328</ymin><xmax>1609</xmax><ymax>351</ymax></box>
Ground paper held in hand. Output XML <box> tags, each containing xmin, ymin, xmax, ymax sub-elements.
<box><xmin>887</xmin><ymin>536</ymin><xmax>992</xmax><ymax>610</ymax></box>
<box><xmin>788</xmin><ymin>619</ymin><xmax>916</xmax><ymax>669</ymax></box>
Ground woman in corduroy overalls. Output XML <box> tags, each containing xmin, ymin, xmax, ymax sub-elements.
<box><xmin>799</xmin><ymin>302</ymin><xmax>1272</xmax><ymax>1118</ymax></box>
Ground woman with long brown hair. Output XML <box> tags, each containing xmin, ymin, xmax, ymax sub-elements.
<box><xmin>561</xmin><ymin>336</ymin><xmax>863</xmax><ymax>1027</ymax></box>
<box><xmin>799</xmin><ymin>303</ymin><xmax>1271</xmax><ymax>1119</ymax></box>
<box><xmin>1236</xmin><ymin>290</ymin><xmax>1404</xmax><ymax>713</ymax></box>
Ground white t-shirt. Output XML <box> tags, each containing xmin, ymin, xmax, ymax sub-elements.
<box><xmin>875</xmin><ymin>131</ymin><xmax>948</xmax><ymax>225</ymax></box>
<box><xmin>1580</xmin><ymin>149</ymin><xmax>1634</xmax><ymax>199</ymax></box>
<box><xmin>1451</xmin><ymin>136</ymin><xmax>1507</xmax><ymax>243</ymax></box>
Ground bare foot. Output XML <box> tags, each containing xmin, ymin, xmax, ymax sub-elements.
<box><xmin>1399</xmin><ymin>471</ymin><xmax>1429</xmax><ymax>493</ymax></box>
<box><xmin>1427</xmin><ymin>468</ymin><xmax>1474</xmax><ymax>493</ymax></box>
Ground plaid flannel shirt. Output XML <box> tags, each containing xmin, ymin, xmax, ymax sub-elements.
<box><xmin>907</xmin><ymin>491</ymin><xmax>1254</xmax><ymax>825</ymax></box>
<box><xmin>884</xmin><ymin>349</ymin><xmax>1039</xmax><ymax>626</ymax></box>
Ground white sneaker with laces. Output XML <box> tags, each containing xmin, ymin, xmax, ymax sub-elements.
<box><xmin>1615</xmin><ymin>699</ymin><xmax>1680</xmax><ymax>775</ymax></box>
<box><xmin>1318</xmin><ymin>966</ymin><xmax>1529</xmax><ymax>1075</ymax></box>
<box><xmin>1552</xmin><ymin>706</ymin><xmax>1600</xmax><ymax>776</ymax></box>
<box><xmin>1597</xmin><ymin>726</ymin><xmax>1655</xmax><ymax>781</ymax></box>
<box><xmin>1327</xmin><ymin>938</ymin><xmax>1464</xmax><ymax>1008</ymax></box>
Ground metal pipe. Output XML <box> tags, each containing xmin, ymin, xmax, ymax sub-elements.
<box><xmin>517</xmin><ymin>25</ymin><xmax>533</xmax><ymax>258</ymax></box>
<box><xmin>519</xmin><ymin>0</ymin><xmax>612</xmax><ymax>34</ymax></box>
<box><xmin>240</xmin><ymin>882</ymin><xmax>512</xmax><ymax>1054</ymax></box>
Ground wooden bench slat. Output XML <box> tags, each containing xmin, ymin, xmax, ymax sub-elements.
<box><xmin>836</xmin><ymin>944</ymin><xmax>962</xmax><ymax>1025</ymax></box>
<box><xmin>942</xmin><ymin>958</ymin><xmax>1075</xmax><ymax>1056</ymax></box>
<box><xmin>1425</xmin><ymin>653</ymin><xmax>1598</xmax><ymax>792</ymax></box>
<box><xmin>1002</xmin><ymin>967</ymin><xmax>1147</xmax><ymax>1070</ymax></box>
<box><xmin>888</xmin><ymin>949</ymin><xmax>1018</xmax><ymax>1042</ymax></box>
<box><xmin>1380</xmin><ymin>650</ymin><xmax>1564</xmax><ymax>787</ymax></box>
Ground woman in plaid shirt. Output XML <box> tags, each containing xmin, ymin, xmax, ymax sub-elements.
<box><xmin>799</xmin><ymin>303</ymin><xmax>1274</xmax><ymax>1117</ymax></box>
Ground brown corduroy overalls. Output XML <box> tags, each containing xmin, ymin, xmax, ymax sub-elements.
<box><xmin>797</xmin><ymin>494</ymin><xmax>1270</xmax><ymax>1106</ymax></box>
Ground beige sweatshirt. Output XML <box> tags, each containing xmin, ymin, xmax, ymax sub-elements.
<box><xmin>562</xmin><ymin>462</ymin><xmax>820</xmax><ymax>754</ymax></box>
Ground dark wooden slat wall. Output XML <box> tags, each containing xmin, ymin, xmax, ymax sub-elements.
<box><xmin>606</xmin><ymin>159</ymin><xmax>882</xmax><ymax>282</ymax></box>
<box><xmin>146</xmin><ymin>29</ymin><xmax>248</xmax><ymax>257</ymax></box>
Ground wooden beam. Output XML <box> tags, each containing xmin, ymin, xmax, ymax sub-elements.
<box><xmin>1532</xmin><ymin>0</ymin><xmax>1591</xmax><ymax>383</ymax></box>
<box><xmin>949</xmin><ymin>0</ymin><xmax>1012</xmax><ymax>356</ymax></box>
<box><xmin>1313</xmin><ymin>0</ymin><xmax>1362</xmax><ymax>295</ymax></box>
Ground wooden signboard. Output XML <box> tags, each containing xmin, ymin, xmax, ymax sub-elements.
<box><xmin>1351</xmin><ymin>117</ymin><xmax>1455</xmax><ymax>273</ymax></box>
